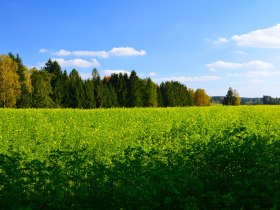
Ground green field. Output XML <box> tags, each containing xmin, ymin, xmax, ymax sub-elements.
<box><xmin>1</xmin><ymin>106</ymin><xmax>280</xmax><ymax>209</ymax></box>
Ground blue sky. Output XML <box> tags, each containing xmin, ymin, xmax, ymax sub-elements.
<box><xmin>2</xmin><ymin>0</ymin><xmax>280</xmax><ymax>97</ymax></box>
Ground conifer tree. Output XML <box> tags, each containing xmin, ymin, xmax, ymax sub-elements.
<box><xmin>103</xmin><ymin>80</ymin><xmax>119</xmax><ymax>107</ymax></box>
<box><xmin>8</xmin><ymin>53</ymin><xmax>32</xmax><ymax>108</ymax></box>
<box><xmin>110</xmin><ymin>73</ymin><xmax>128</xmax><ymax>107</ymax></box>
<box><xmin>156</xmin><ymin>86</ymin><xmax>164</xmax><ymax>107</ymax></box>
<box><xmin>61</xmin><ymin>70</ymin><xmax>70</xmax><ymax>108</ymax></box>
<box><xmin>128</xmin><ymin>70</ymin><xmax>143</xmax><ymax>107</ymax></box>
<box><xmin>95</xmin><ymin>76</ymin><xmax>106</xmax><ymax>108</ymax></box>
<box><xmin>67</xmin><ymin>69</ymin><xmax>85</xmax><ymax>108</ymax></box>
<box><xmin>30</xmin><ymin>68</ymin><xmax>53</xmax><ymax>108</ymax></box>
<box><xmin>43</xmin><ymin>59</ymin><xmax>64</xmax><ymax>107</ymax></box>
<box><xmin>84</xmin><ymin>79</ymin><xmax>96</xmax><ymax>108</ymax></box>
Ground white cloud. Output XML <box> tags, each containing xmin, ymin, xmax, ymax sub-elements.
<box><xmin>227</xmin><ymin>70</ymin><xmax>280</xmax><ymax>78</ymax></box>
<box><xmin>72</xmin><ymin>50</ymin><xmax>109</xmax><ymax>58</ymax></box>
<box><xmin>52</xmin><ymin>49</ymin><xmax>71</xmax><ymax>56</ymax></box>
<box><xmin>245</xmin><ymin>60</ymin><xmax>274</xmax><ymax>69</ymax></box>
<box><xmin>232</xmin><ymin>23</ymin><xmax>280</xmax><ymax>48</ymax></box>
<box><xmin>212</xmin><ymin>37</ymin><xmax>229</xmax><ymax>45</ymax></box>
<box><xmin>52</xmin><ymin>58</ymin><xmax>100</xmax><ymax>68</ymax></box>
<box><xmin>148</xmin><ymin>72</ymin><xmax>156</xmax><ymax>77</ymax></box>
<box><xmin>102</xmin><ymin>70</ymin><xmax>131</xmax><ymax>76</ymax></box>
<box><xmin>206</xmin><ymin>61</ymin><xmax>243</xmax><ymax>70</ymax></box>
<box><xmin>249</xmin><ymin>79</ymin><xmax>264</xmax><ymax>84</ymax></box>
<box><xmin>51</xmin><ymin>49</ymin><xmax>109</xmax><ymax>58</ymax></box>
<box><xmin>205</xmin><ymin>37</ymin><xmax>229</xmax><ymax>45</ymax></box>
<box><xmin>39</xmin><ymin>49</ymin><xmax>49</xmax><ymax>53</ymax></box>
<box><xmin>227</xmin><ymin>73</ymin><xmax>242</xmax><ymax>77</ymax></box>
<box><xmin>206</xmin><ymin>60</ymin><xmax>273</xmax><ymax>71</ymax></box>
<box><xmin>155</xmin><ymin>75</ymin><xmax>219</xmax><ymax>83</ymax></box>
<box><xmin>45</xmin><ymin>47</ymin><xmax>146</xmax><ymax>58</ymax></box>
<box><xmin>247</xmin><ymin>70</ymin><xmax>280</xmax><ymax>78</ymax></box>
<box><xmin>108</xmin><ymin>47</ymin><xmax>146</xmax><ymax>56</ymax></box>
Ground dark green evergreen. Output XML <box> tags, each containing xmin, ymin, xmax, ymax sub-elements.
<box><xmin>43</xmin><ymin>59</ymin><xmax>64</xmax><ymax>107</ymax></box>
<box><xmin>110</xmin><ymin>73</ymin><xmax>128</xmax><ymax>107</ymax></box>
<box><xmin>60</xmin><ymin>70</ymin><xmax>70</xmax><ymax>108</ymax></box>
<box><xmin>0</xmin><ymin>53</ymin><xmax>215</xmax><ymax>108</ymax></box>
<box><xmin>30</xmin><ymin>69</ymin><xmax>53</xmax><ymax>108</ymax></box>
<box><xmin>95</xmin><ymin>76</ymin><xmax>106</xmax><ymax>108</ymax></box>
<box><xmin>160</xmin><ymin>81</ymin><xmax>193</xmax><ymax>107</ymax></box>
<box><xmin>127</xmin><ymin>70</ymin><xmax>143</xmax><ymax>107</ymax></box>
<box><xmin>156</xmin><ymin>86</ymin><xmax>164</xmax><ymax>107</ymax></box>
<box><xmin>84</xmin><ymin>79</ymin><xmax>96</xmax><ymax>108</ymax></box>
<box><xmin>67</xmin><ymin>69</ymin><xmax>85</xmax><ymax>108</ymax></box>
<box><xmin>8</xmin><ymin>53</ymin><xmax>32</xmax><ymax>108</ymax></box>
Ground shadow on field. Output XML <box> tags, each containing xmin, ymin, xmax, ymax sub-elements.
<box><xmin>1</xmin><ymin>125</ymin><xmax>280</xmax><ymax>209</ymax></box>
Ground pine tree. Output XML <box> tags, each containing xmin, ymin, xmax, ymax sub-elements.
<box><xmin>8</xmin><ymin>53</ymin><xmax>32</xmax><ymax>108</ymax></box>
<box><xmin>84</xmin><ymin>79</ymin><xmax>96</xmax><ymax>108</ymax></box>
<box><xmin>67</xmin><ymin>69</ymin><xmax>85</xmax><ymax>108</ymax></box>
<box><xmin>43</xmin><ymin>59</ymin><xmax>63</xmax><ymax>107</ymax></box>
<box><xmin>104</xmin><ymin>81</ymin><xmax>119</xmax><ymax>108</ymax></box>
<box><xmin>156</xmin><ymin>86</ymin><xmax>164</xmax><ymax>107</ymax></box>
<box><xmin>110</xmin><ymin>73</ymin><xmax>128</xmax><ymax>107</ymax></box>
<box><xmin>128</xmin><ymin>70</ymin><xmax>143</xmax><ymax>107</ymax></box>
<box><xmin>92</xmin><ymin>68</ymin><xmax>99</xmax><ymax>81</ymax></box>
<box><xmin>30</xmin><ymin>68</ymin><xmax>53</xmax><ymax>108</ymax></box>
<box><xmin>95</xmin><ymin>76</ymin><xmax>106</xmax><ymax>108</ymax></box>
<box><xmin>61</xmin><ymin>70</ymin><xmax>70</xmax><ymax>108</ymax></box>
<box><xmin>160</xmin><ymin>81</ymin><xmax>176</xmax><ymax>107</ymax></box>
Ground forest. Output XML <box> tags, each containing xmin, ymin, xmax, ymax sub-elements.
<box><xmin>0</xmin><ymin>53</ymin><xmax>211</xmax><ymax>108</ymax></box>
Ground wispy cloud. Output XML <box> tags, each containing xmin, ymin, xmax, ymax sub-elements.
<box><xmin>247</xmin><ymin>70</ymin><xmax>280</xmax><ymax>77</ymax></box>
<box><xmin>39</xmin><ymin>49</ymin><xmax>49</xmax><ymax>53</ymax></box>
<box><xmin>249</xmin><ymin>79</ymin><xmax>264</xmax><ymax>84</ymax></box>
<box><xmin>108</xmin><ymin>47</ymin><xmax>146</xmax><ymax>56</ymax></box>
<box><xmin>212</xmin><ymin>37</ymin><xmax>229</xmax><ymax>45</ymax></box>
<box><xmin>45</xmin><ymin>47</ymin><xmax>146</xmax><ymax>58</ymax></box>
<box><xmin>155</xmin><ymin>75</ymin><xmax>219</xmax><ymax>83</ymax></box>
<box><xmin>72</xmin><ymin>51</ymin><xmax>109</xmax><ymax>58</ymax></box>
<box><xmin>227</xmin><ymin>70</ymin><xmax>280</xmax><ymax>78</ymax></box>
<box><xmin>52</xmin><ymin>58</ymin><xmax>100</xmax><ymax>68</ymax></box>
<box><xmin>148</xmin><ymin>72</ymin><xmax>156</xmax><ymax>77</ymax></box>
<box><xmin>205</xmin><ymin>37</ymin><xmax>229</xmax><ymax>45</ymax></box>
<box><xmin>206</xmin><ymin>61</ymin><xmax>243</xmax><ymax>70</ymax></box>
<box><xmin>232</xmin><ymin>23</ymin><xmax>280</xmax><ymax>48</ymax></box>
<box><xmin>53</xmin><ymin>49</ymin><xmax>71</xmax><ymax>56</ymax></box>
<box><xmin>206</xmin><ymin>60</ymin><xmax>274</xmax><ymax>71</ymax></box>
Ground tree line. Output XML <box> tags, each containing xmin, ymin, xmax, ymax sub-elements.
<box><xmin>0</xmin><ymin>53</ymin><xmax>211</xmax><ymax>108</ymax></box>
<box><xmin>213</xmin><ymin>94</ymin><xmax>280</xmax><ymax>105</ymax></box>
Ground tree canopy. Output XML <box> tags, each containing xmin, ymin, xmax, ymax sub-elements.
<box><xmin>0</xmin><ymin>55</ymin><xmax>20</xmax><ymax>107</ymax></box>
<box><xmin>0</xmin><ymin>53</ymin><xmax>215</xmax><ymax>108</ymax></box>
<box><xmin>223</xmin><ymin>87</ymin><xmax>241</xmax><ymax>106</ymax></box>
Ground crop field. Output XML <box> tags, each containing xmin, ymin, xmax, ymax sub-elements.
<box><xmin>1</xmin><ymin>106</ymin><xmax>280</xmax><ymax>209</ymax></box>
